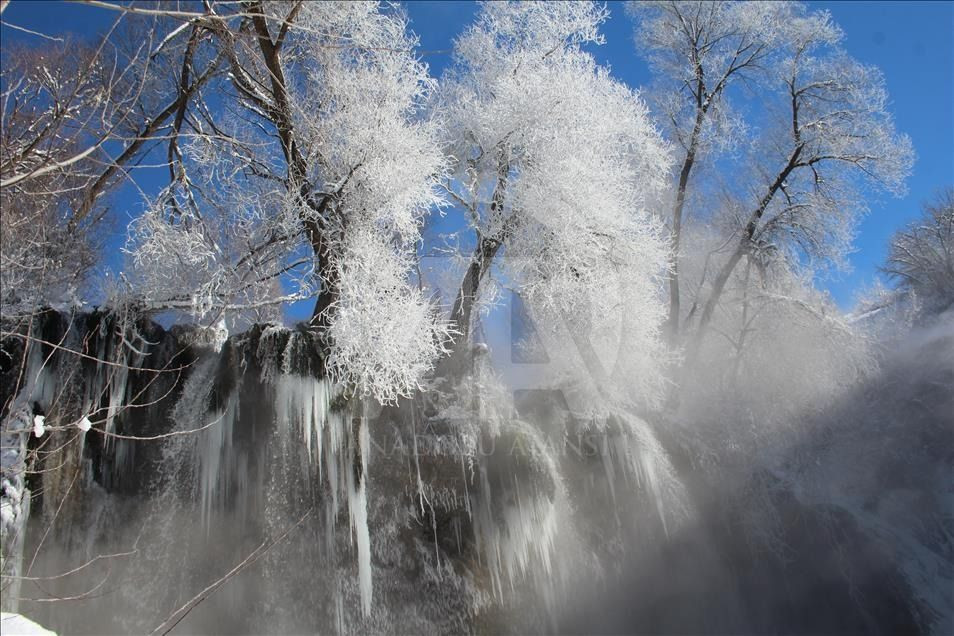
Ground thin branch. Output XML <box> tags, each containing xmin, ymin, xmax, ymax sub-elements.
<box><xmin>150</xmin><ymin>508</ymin><xmax>314</xmax><ymax>636</ymax></box>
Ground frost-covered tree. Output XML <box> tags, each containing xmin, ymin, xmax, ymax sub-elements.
<box><xmin>438</xmin><ymin>2</ymin><xmax>672</xmax><ymax>407</ymax></box>
<box><xmin>690</xmin><ymin>9</ymin><xmax>912</xmax><ymax>340</ymax></box>
<box><xmin>0</xmin><ymin>19</ymin><xmax>211</xmax><ymax>316</ymax></box>
<box><xmin>117</xmin><ymin>1</ymin><xmax>451</xmax><ymax>401</ymax></box>
<box><xmin>629</xmin><ymin>1</ymin><xmax>793</xmax><ymax>339</ymax></box>
<box><xmin>629</xmin><ymin>2</ymin><xmax>913</xmax><ymax>360</ymax></box>
<box><xmin>883</xmin><ymin>187</ymin><xmax>954</xmax><ymax>316</ymax></box>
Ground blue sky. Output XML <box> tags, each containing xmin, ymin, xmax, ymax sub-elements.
<box><xmin>2</xmin><ymin>1</ymin><xmax>952</xmax><ymax>311</ymax></box>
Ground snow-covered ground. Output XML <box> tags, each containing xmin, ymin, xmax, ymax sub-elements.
<box><xmin>0</xmin><ymin>614</ymin><xmax>56</xmax><ymax>636</ymax></box>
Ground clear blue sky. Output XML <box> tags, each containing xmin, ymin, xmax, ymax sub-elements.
<box><xmin>3</xmin><ymin>1</ymin><xmax>952</xmax><ymax>312</ymax></box>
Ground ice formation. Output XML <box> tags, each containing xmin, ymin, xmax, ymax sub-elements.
<box><xmin>274</xmin><ymin>374</ymin><xmax>333</xmax><ymax>465</ymax></box>
<box><xmin>1</xmin><ymin>332</ymin><xmax>57</xmax><ymax>612</ymax></box>
<box><xmin>473</xmin><ymin>468</ymin><xmax>559</xmax><ymax>600</ymax></box>
<box><xmin>347</xmin><ymin>416</ymin><xmax>373</xmax><ymax>617</ymax></box>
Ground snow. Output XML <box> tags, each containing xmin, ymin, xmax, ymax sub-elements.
<box><xmin>0</xmin><ymin>614</ymin><xmax>56</xmax><ymax>636</ymax></box>
<box><xmin>77</xmin><ymin>416</ymin><xmax>92</xmax><ymax>432</ymax></box>
<box><xmin>211</xmin><ymin>317</ymin><xmax>229</xmax><ymax>352</ymax></box>
<box><xmin>32</xmin><ymin>415</ymin><xmax>45</xmax><ymax>438</ymax></box>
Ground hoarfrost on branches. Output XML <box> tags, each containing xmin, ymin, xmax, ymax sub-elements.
<box><xmin>440</xmin><ymin>1</ymin><xmax>672</xmax><ymax>407</ymax></box>
<box><xmin>883</xmin><ymin>188</ymin><xmax>954</xmax><ymax>317</ymax></box>
<box><xmin>118</xmin><ymin>1</ymin><xmax>451</xmax><ymax>400</ymax></box>
<box><xmin>325</xmin><ymin>228</ymin><xmax>453</xmax><ymax>404</ymax></box>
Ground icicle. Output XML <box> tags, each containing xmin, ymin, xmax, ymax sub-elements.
<box><xmin>172</xmin><ymin>354</ymin><xmax>238</xmax><ymax>533</ymax></box>
<box><xmin>273</xmin><ymin>372</ymin><xmax>379</xmax><ymax>614</ymax></box>
<box><xmin>211</xmin><ymin>317</ymin><xmax>229</xmax><ymax>352</ymax></box>
<box><xmin>471</xmin><ymin>430</ymin><xmax>560</xmax><ymax>602</ymax></box>
<box><xmin>98</xmin><ymin>319</ymin><xmax>149</xmax><ymax>450</ymax></box>
<box><xmin>637</xmin><ymin>442</ymin><xmax>669</xmax><ymax>537</ymax></box>
<box><xmin>601</xmin><ymin>432</ymin><xmax>619</xmax><ymax>505</ymax></box>
<box><xmin>460</xmin><ymin>453</ymin><xmax>472</xmax><ymax>519</ymax></box>
<box><xmin>22</xmin><ymin>341</ymin><xmax>57</xmax><ymax>412</ymax></box>
<box><xmin>410</xmin><ymin>404</ymin><xmax>425</xmax><ymax>516</ymax></box>
<box><xmin>615</xmin><ymin>412</ymin><xmax>688</xmax><ymax>538</ymax></box>
<box><xmin>347</xmin><ymin>409</ymin><xmax>373</xmax><ymax>617</ymax></box>
<box><xmin>599</xmin><ymin>432</ymin><xmax>626</xmax><ymax>529</ymax></box>
<box><xmin>81</xmin><ymin>361</ymin><xmax>105</xmax><ymax>433</ymax></box>
<box><xmin>334</xmin><ymin>578</ymin><xmax>345</xmax><ymax>636</ymax></box>
<box><xmin>112</xmin><ymin>438</ymin><xmax>136</xmax><ymax>486</ymax></box>
<box><xmin>198</xmin><ymin>393</ymin><xmax>238</xmax><ymax>532</ymax></box>
<box><xmin>274</xmin><ymin>375</ymin><xmax>332</xmax><ymax>472</ymax></box>
<box><xmin>100</xmin><ymin>336</ymin><xmax>146</xmax><ymax>450</ymax></box>
<box><xmin>325</xmin><ymin>410</ymin><xmax>345</xmax><ymax>522</ymax></box>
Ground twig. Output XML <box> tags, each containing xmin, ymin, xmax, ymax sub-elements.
<box><xmin>150</xmin><ymin>508</ymin><xmax>313</xmax><ymax>635</ymax></box>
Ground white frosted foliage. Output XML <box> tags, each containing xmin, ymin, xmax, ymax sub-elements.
<box><xmin>122</xmin><ymin>2</ymin><xmax>451</xmax><ymax>407</ymax></box>
<box><xmin>326</xmin><ymin>229</ymin><xmax>452</xmax><ymax>404</ymax></box>
<box><xmin>441</xmin><ymin>0</ymin><xmax>672</xmax><ymax>408</ymax></box>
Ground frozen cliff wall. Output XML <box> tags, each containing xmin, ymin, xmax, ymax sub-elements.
<box><xmin>3</xmin><ymin>308</ymin><xmax>946</xmax><ymax>634</ymax></box>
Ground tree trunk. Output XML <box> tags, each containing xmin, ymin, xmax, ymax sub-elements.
<box><xmin>443</xmin><ymin>146</ymin><xmax>511</xmax><ymax>365</ymax></box>
<box><xmin>679</xmin><ymin>144</ymin><xmax>804</xmax><ymax>386</ymax></box>
<box><xmin>243</xmin><ymin>4</ymin><xmax>338</xmax><ymax>336</ymax></box>
<box><xmin>310</xmin><ymin>232</ymin><xmax>338</xmax><ymax>331</ymax></box>
<box><xmin>730</xmin><ymin>256</ymin><xmax>753</xmax><ymax>387</ymax></box>
<box><xmin>666</xmin><ymin>147</ymin><xmax>698</xmax><ymax>342</ymax></box>
<box><xmin>665</xmin><ymin>55</ymin><xmax>709</xmax><ymax>343</ymax></box>
<box><xmin>688</xmin><ymin>245</ymin><xmax>745</xmax><ymax>356</ymax></box>
<box><xmin>448</xmin><ymin>238</ymin><xmax>502</xmax><ymax>348</ymax></box>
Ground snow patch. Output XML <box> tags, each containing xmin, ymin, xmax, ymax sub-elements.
<box><xmin>32</xmin><ymin>415</ymin><xmax>45</xmax><ymax>438</ymax></box>
<box><xmin>0</xmin><ymin>613</ymin><xmax>56</xmax><ymax>636</ymax></box>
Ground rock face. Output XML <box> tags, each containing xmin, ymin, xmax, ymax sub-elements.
<box><xmin>1</xmin><ymin>310</ymin><xmax>196</xmax><ymax>615</ymax></box>
<box><xmin>1</xmin><ymin>309</ymin><xmax>948</xmax><ymax>634</ymax></box>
